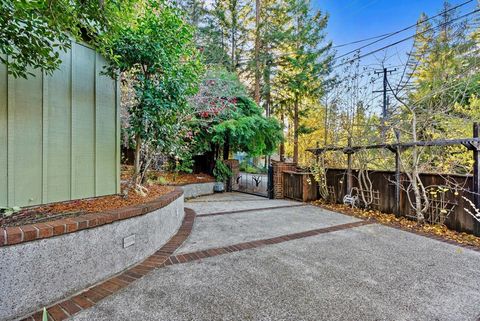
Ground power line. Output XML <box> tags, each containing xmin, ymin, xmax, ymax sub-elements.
<box><xmin>333</xmin><ymin>8</ymin><xmax>480</xmax><ymax>69</ymax></box>
<box><xmin>335</xmin><ymin>0</ymin><xmax>474</xmax><ymax>61</ymax></box>
<box><xmin>235</xmin><ymin>0</ymin><xmax>477</xmax><ymax>68</ymax></box>
<box><xmin>331</xmin><ymin>32</ymin><xmax>398</xmax><ymax>49</ymax></box>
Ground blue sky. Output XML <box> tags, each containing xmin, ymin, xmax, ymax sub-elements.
<box><xmin>312</xmin><ymin>0</ymin><xmax>477</xmax><ymax>68</ymax></box>
<box><xmin>310</xmin><ymin>0</ymin><xmax>477</xmax><ymax>114</ymax></box>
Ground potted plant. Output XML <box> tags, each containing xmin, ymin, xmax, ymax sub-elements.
<box><xmin>213</xmin><ymin>160</ymin><xmax>232</xmax><ymax>192</ymax></box>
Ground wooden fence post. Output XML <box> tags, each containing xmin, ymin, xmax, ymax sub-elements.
<box><xmin>473</xmin><ymin>122</ymin><xmax>479</xmax><ymax>212</ymax></box>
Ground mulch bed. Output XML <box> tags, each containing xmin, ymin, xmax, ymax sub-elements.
<box><xmin>1</xmin><ymin>184</ymin><xmax>174</xmax><ymax>228</ymax></box>
<box><xmin>1</xmin><ymin>168</ymin><xmax>214</xmax><ymax>228</ymax></box>
<box><xmin>312</xmin><ymin>200</ymin><xmax>480</xmax><ymax>249</ymax></box>
<box><xmin>153</xmin><ymin>172</ymin><xmax>215</xmax><ymax>185</ymax></box>
<box><xmin>121</xmin><ymin>166</ymin><xmax>215</xmax><ymax>185</ymax></box>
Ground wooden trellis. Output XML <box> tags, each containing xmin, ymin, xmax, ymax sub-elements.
<box><xmin>307</xmin><ymin>123</ymin><xmax>480</xmax><ymax>216</ymax></box>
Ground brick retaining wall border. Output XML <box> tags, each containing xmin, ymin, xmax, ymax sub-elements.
<box><xmin>19</xmin><ymin>208</ymin><xmax>196</xmax><ymax>321</ymax></box>
<box><xmin>0</xmin><ymin>188</ymin><xmax>184</xmax><ymax>247</ymax></box>
<box><xmin>1</xmin><ymin>189</ymin><xmax>185</xmax><ymax>321</ymax></box>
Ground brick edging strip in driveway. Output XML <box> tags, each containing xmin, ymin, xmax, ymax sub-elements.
<box><xmin>170</xmin><ymin>220</ymin><xmax>373</xmax><ymax>264</ymax></box>
<box><xmin>21</xmin><ymin>212</ymin><xmax>372</xmax><ymax>321</ymax></box>
<box><xmin>20</xmin><ymin>208</ymin><xmax>196</xmax><ymax>321</ymax></box>
<box><xmin>197</xmin><ymin>204</ymin><xmax>307</xmax><ymax>217</ymax></box>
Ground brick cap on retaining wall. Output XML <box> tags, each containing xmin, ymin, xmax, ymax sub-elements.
<box><xmin>19</xmin><ymin>207</ymin><xmax>196</xmax><ymax>321</ymax></box>
<box><xmin>0</xmin><ymin>188</ymin><xmax>184</xmax><ymax>247</ymax></box>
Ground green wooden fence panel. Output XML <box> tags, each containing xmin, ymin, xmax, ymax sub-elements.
<box><xmin>12</xmin><ymin>68</ymin><xmax>43</xmax><ymax>207</ymax></box>
<box><xmin>95</xmin><ymin>55</ymin><xmax>117</xmax><ymax>196</ymax></box>
<box><xmin>45</xmin><ymin>49</ymin><xmax>72</xmax><ymax>203</ymax></box>
<box><xmin>0</xmin><ymin>58</ymin><xmax>7</xmax><ymax>206</ymax></box>
<box><xmin>72</xmin><ymin>43</ymin><xmax>96</xmax><ymax>200</ymax></box>
<box><xmin>0</xmin><ymin>41</ymin><xmax>119</xmax><ymax>208</ymax></box>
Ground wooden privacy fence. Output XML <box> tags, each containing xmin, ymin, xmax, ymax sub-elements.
<box><xmin>283</xmin><ymin>171</ymin><xmax>317</xmax><ymax>202</ymax></box>
<box><xmin>321</xmin><ymin>169</ymin><xmax>477</xmax><ymax>235</ymax></box>
<box><xmin>0</xmin><ymin>41</ymin><xmax>120</xmax><ymax>208</ymax></box>
<box><xmin>307</xmin><ymin>125</ymin><xmax>480</xmax><ymax>216</ymax></box>
<box><xmin>281</xmin><ymin>166</ymin><xmax>478</xmax><ymax>235</ymax></box>
<box><xmin>304</xmin><ymin>125</ymin><xmax>480</xmax><ymax>236</ymax></box>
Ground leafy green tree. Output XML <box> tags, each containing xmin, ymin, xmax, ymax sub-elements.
<box><xmin>189</xmin><ymin>68</ymin><xmax>282</xmax><ymax>169</ymax></box>
<box><xmin>177</xmin><ymin>0</ymin><xmax>234</xmax><ymax>68</ymax></box>
<box><xmin>410</xmin><ymin>2</ymin><xmax>476</xmax><ymax>125</ymax></box>
<box><xmin>178</xmin><ymin>0</ymin><xmax>207</xmax><ymax>39</ymax></box>
<box><xmin>385</xmin><ymin>1</ymin><xmax>480</xmax><ymax>221</ymax></box>
<box><xmin>0</xmin><ymin>0</ymin><xmax>135</xmax><ymax>78</ymax></box>
<box><xmin>255</xmin><ymin>0</ymin><xmax>292</xmax><ymax>112</ymax></box>
<box><xmin>211</xmin><ymin>98</ymin><xmax>283</xmax><ymax>157</ymax></box>
<box><xmin>211</xmin><ymin>0</ymin><xmax>253</xmax><ymax>71</ymax></box>
<box><xmin>106</xmin><ymin>1</ymin><xmax>203</xmax><ymax>181</ymax></box>
<box><xmin>277</xmin><ymin>0</ymin><xmax>333</xmax><ymax>163</ymax></box>
<box><xmin>198</xmin><ymin>13</ymin><xmax>233</xmax><ymax>68</ymax></box>
<box><xmin>409</xmin><ymin>12</ymin><xmax>435</xmax><ymax>77</ymax></box>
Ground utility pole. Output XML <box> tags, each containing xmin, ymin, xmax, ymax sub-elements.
<box><xmin>373</xmin><ymin>67</ymin><xmax>396</xmax><ymax>136</ymax></box>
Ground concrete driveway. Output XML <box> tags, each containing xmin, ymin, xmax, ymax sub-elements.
<box><xmin>71</xmin><ymin>193</ymin><xmax>480</xmax><ymax>321</ymax></box>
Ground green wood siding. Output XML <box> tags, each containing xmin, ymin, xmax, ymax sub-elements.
<box><xmin>0</xmin><ymin>41</ymin><xmax>119</xmax><ymax>208</ymax></box>
<box><xmin>12</xmin><ymin>68</ymin><xmax>43</xmax><ymax>206</ymax></box>
<box><xmin>72</xmin><ymin>44</ymin><xmax>96</xmax><ymax>199</ymax></box>
<box><xmin>95</xmin><ymin>55</ymin><xmax>117</xmax><ymax>196</ymax></box>
<box><xmin>45</xmin><ymin>49</ymin><xmax>72</xmax><ymax>203</ymax></box>
<box><xmin>0</xmin><ymin>58</ymin><xmax>7</xmax><ymax>206</ymax></box>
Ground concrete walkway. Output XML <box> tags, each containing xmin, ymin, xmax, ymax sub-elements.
<box><xmin>71</xmin><ymin>193</ymin><xmax>480</xmax><ymax>321</ymax></box>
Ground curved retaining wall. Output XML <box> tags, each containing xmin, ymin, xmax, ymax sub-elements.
<box><xmin>0</xmin><ymin>188</ymin><xmax>184</xmax><ymax>321</ymax></box>
<box><xmin>180</xmin><ymin>182</ymin><xmax>215</xmax><ymax>199</ymax></box>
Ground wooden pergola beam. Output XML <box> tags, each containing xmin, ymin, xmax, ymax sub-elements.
<box><xmin>307</xmin><ymin>137</ymin><xmax>480</xmax><ymax>155</ymax></box>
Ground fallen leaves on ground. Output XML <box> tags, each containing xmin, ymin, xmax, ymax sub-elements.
<box><xmin>122</xmin><ymin>165</ymin><xmax>214</xmax><ymax>185</ymax></box>
<box><xmin>312</xmin><ymin>200</ymin><xmax>480</xmax><ymax>249</ymax></box>
<box><xmin>152</xmin><ymin>172</ymin><xmax>215</xmax><ymax>185</ymax></box>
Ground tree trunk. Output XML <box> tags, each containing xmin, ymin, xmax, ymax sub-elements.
<box><xmin>231</xmin><ymin>25</ymin><xmax>236</xmax><ymax>70</ymax></box>
<box><xmin>206</xmin><ymin>147</ymin><xmax>216</xmax><ymax>175</ymax></box>
<box><xmin>223</xmin><ymin>133</ymin><xmax>230</xmax><ymax>160</ymax></box>
<box><xmin>280</xmin><ymin>111</ymin><xmax>285</xmax><ymax>161</ymax></box>
<box><xmin>264</xmin><ymin>59</ymin><xmax>271</xmax><ymax>116</ymax></box>
<box><xmin>324</xmin><ymin>97</ymin><xmax>328</xmax><ymax>145</ymax></box>
<box><xmin>264</xmin><ymin>57</ymin><xmax>271</xmax><ymax>168</ymax></box>
<box><xmin>411</xmin><ymin>114</ymin><xmax>425</xmax><ymax>223</ymax></box>
<box><xmin>254</xmin><ymin>0</ymin><xmax>261</xmax><ymax>104</ymax></box>
<box><xmin>134</xmin><ymin>133</ymin><xmax>142</xmax><ymax>177</ymax></box>
<box><xmin>293</xmin><ymin>97</ymin><xmax>299</xmax><ymax>164</ymax></box>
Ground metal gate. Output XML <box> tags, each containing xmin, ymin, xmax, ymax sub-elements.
<box><xmin>233</xmin><ymin>165</ymin><xmax>273</xmax><ymax>198</ymax></box>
